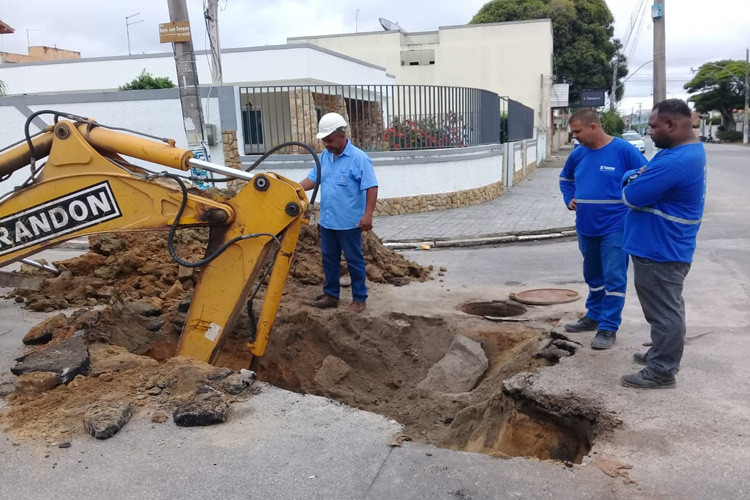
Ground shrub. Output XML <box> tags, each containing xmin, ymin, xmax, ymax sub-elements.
<box><xmin>600</xmin><ymin>109</ymin><xmax>625</xmax><ymax>136</ymax></box>
<box><xmin>716</xmin><ymin>130</ymin><xmax>743</xmax><ymax>142</ymax></box>
<box><xmin>119</xmin><ymin>69</ymin><xmax>175</xmax><ymax>91</ymax></box>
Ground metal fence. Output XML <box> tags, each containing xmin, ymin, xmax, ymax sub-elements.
<box><xmin>239</xmin><ymin>84</ymin><xmax>503</xmax><ymax>155</ymax></box>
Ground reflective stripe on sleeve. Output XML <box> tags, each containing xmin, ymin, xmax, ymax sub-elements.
<box><xmin>622</xmin><ymin>193</ymin><xmax>702</xmax><ymax>225</ymax></box>
<box><xmin>575</xmin><ymin>199</ymin><xmax>623</xmax><ymax>204</ymax></box>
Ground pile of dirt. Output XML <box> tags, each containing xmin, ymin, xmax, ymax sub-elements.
<box><xmin>11</xmin><ymin>224</ymin><xmax>431</xmax><ymax>312</ymax></box>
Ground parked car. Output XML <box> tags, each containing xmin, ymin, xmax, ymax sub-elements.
<box><xmin>622</xmin><ymin>131</ymin><xmax>645</xmax><ymax>153</ymax></box>
<box><xmin>572</xmin><ymin>138</ymin><xmax>580</xmax><ymax>149</ymax></box>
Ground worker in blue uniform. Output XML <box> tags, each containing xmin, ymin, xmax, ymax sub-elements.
<box><xmin>620</xmin><ymin>99</ymin><xmax>706</xmax><ymax>389</ymax></box>
<box><xmin>560</xmin><ymin>109</ymin><xmax>648</xmax><ymax>349</ymax></box>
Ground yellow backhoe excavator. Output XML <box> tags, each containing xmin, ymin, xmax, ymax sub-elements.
<box><xmin>0</xmin><ymin>110</ymin><xmax>319</xmax><ymax>365</ymax></box>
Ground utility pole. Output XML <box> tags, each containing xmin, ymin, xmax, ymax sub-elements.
<box><xmin>167</xmin><ymin>0</ymin><xmax>205</xmax><ymax>151</ymax></box>
<box><xmin>638</xmin><ymin>102</ymin><xmax>642</xmax><ymax>132</ymax></box>
<box><xmin>205</xmin><ymin>0</ymin><xmax>222</xmax><ymax>85</ymax></box>
<box><xmin>744</xmin><ymin>46</ymin><xmax>748</xmax><ymax>145</ymax></box>
<box><xmin>610</xmin><ymin>54</ymin><xmax>618</xmax><ymax>111</ymax></box>
<box><xmin>652</xmin><ymin>0</ymin><xmax>666</xmax><ymax>106</ymax></box>
<box><xmin>167</xmin><ymin>0</ymin><xmax>211</xmax><ymax>186</ymax></box>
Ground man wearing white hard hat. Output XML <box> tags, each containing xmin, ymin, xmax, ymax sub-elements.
<box><xmin>299</xmin><ymin>112</ymin><xmax>379</xmax><ymax>313</ymax></box>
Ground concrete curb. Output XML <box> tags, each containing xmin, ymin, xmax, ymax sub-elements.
<box><xmin>382</xmin><ymin>227</ymin><xmax>577</xmax><ymax>250</ymax></box>
<box><xmin>57</xmin><ymin>228</ymin><xmax>580</xmax><ymax>252</ymax></box>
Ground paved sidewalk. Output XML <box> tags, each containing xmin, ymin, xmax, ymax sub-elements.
<box><xmin>373</xmin><ymin>148</ymin><xmax>576</xmax><ymax>247</ymax></box>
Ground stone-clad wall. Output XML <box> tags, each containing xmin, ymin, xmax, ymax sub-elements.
<box><xmin>221</xmin><ymin>130</ymin><xmax>242</xmax><ymax>169</ymax></box>
<box><xmin>374</xmin><ymin>181</ymin><xmax>504</xmax><ymax>216</ymax></box>
<box><xmin>288</xmin><ymin>89</ymin><xmax>319</xmax><ymax>153</ymax></box>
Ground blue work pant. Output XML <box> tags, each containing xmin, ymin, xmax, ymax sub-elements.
<box><xmin>577</xmin><ymin>231</ymin><xmax>628</xmax><ymax>332</ymax></box>
<box><xmin>632</xmin><ymin>256</ymin><xmax>691</xmax><ymax>378</ymax></box>
<box><xmin>320</xmin><ymin>226</ymin><xmax>368</xmax><ymax>302</ymax></box>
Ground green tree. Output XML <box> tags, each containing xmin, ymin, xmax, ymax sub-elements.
<box><xmin>119</xmin><ymin>69</ymin><xmax>175</xmax><ymax>91</ymax></box>
<box><xmin>684</xmin><ymin>60</ymin><xmax>746</xmax><ymax>130</ymax></box>
<box><xmin>600</xmin><ymin>109</ymin><xmax>624</xmax><ymax>136</ymax></box>
<box><xmin>471</xmin><ymin>0</ymin><xmax>628</xmax><ymax>104</ymax></box>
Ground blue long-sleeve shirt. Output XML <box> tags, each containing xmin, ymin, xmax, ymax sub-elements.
<box><xmin>622</xmin><ymin>142</ymin><xmax>706</xmax><ymax>263</ymax></box>
<box><xmin>559</xmin><ymin>137</ymin><xmax>647</xmax><ymax>236</ymax></box>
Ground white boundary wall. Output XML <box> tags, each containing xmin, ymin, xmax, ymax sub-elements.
<box><xmin>0</xmin><ymin>90</ymin><xmax>222</xmax><ymax>196</ymax></box>
<box><xmin>0</xmin><ymin>91</ymin><xmax>544</xmax><ymax>201</ymax></box>
<box><xmin>249</xmin><ymin>144</ymin><xmax>505</xmax><ymax>200</ymax></box>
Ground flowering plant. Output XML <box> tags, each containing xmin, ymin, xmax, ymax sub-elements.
<box><xmin>384</xmin><ymin>112</ymin><xmax>466</xmax><ymax>150</ymax></box>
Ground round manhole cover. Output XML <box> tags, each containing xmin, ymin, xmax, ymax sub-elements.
<box><xmin>510</xmin><ymin>288</ymin><xmax>580</xmax><ymax>305</ymax></box>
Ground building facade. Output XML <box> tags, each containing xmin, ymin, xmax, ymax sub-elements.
<box><xmin>289</xmin><ymin>20</ymin><xmax>554</xmax><ymax>133</ymax></box>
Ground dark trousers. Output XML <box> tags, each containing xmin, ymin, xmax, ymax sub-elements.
<box><xmin>320</xmin><ymin>226</ymin><xmax>368</xmax><ymax>302</ymax></box>
<box><xmin>632</xmin><ymin>256</ymin><xmax>691</xmax><ymax>377</ymax></box>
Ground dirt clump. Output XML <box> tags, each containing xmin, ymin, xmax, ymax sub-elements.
<box><xmin>11</xmin><ymin>224</ymin><xmax>430</xmax><ymax>312</ymax></box>
<box><xmin>1</xmin><ymin>342</ymin><xmax>253</xmax><ymax>443</ymax></box>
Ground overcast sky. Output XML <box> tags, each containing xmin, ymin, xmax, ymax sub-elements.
<box><xmin>1</xmin><ymin>0</ymin><xmax>747</xmax><ymax>119</ymax></box>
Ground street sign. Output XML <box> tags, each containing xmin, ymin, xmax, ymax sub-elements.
<box><xmin>550</xmin><ymin>83</ymin><xmax>570</xmax><ymax>108</ymax></box>
<box><xmin>580</xmin><ymin>89</ymin><xmax>606</xmax><ymax>107</ymax></box>
<box><xmin>159</xmin><ymin>21</ymin><xmax>191</xmax><ymax>43</ymax></box>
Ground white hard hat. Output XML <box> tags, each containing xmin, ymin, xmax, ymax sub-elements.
<box><xmin>316</xmin><ymin>112</ymin><xmax>347</xmax><ymax>139</ymax></box>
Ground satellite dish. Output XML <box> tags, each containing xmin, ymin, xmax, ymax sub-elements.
<box><xmin>379</xmin><ymin>17</ymin><xmax>406</xmax><ymax>33</ymax></box>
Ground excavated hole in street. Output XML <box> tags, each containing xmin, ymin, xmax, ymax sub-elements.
<box><xmin>4</xmin><ymin>230</ymin><xmax>594</xmax><ymax>462</ymax></box>
<box><xmin>213</xmin><ymin>306</ymin><xmax>594</xmax><ymax>464</ymax></box>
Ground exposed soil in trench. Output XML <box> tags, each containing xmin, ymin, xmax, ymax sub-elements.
<box><xmin>1</xmin><ymin>226</ymin><xmax>600</xmax><ymax>462</ymax></box>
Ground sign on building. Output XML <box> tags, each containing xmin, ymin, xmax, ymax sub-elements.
<box><xmin>579</xmin><ymin>89</ymin><xmax>606</xmax><ymax>107</ymax></box>
<box><xmin>550</xmin><ymin>83</ymin><xmax>570</xmax><ymax>108</ymax></box>
<box><xmin>159</xmin><ymin>21</ymin><xmax>191</xmax><ymax>43</ymax></box>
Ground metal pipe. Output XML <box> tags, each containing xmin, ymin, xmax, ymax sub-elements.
<box><xmin>188</xmin><ymin>158</ymin><xmax>254</xmax><ymax>181</ymax></box>
<box><xmin>20</xmin><ymin>258</ymin><xmax>59</xmax><ymax>275</ymax></box>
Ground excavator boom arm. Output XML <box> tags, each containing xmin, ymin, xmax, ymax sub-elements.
<box><xmin>0</xmin><ymin>117</ymin><xmax>308</xmax><ymax>362</ymax></box>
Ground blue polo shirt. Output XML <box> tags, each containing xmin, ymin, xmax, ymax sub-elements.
<box><xmin>307</xmin><ymin>140</ymin><xmax>378</xmax><ymax>230</ymax></box>
<box><xmin>559</xmin><ymin>137</ymin><xmax>647</xmax><ymax>236</ymax></box>
<box><xmin>622</xmin><ymin>142</ymin><xmax>706</xmax><ymax>262</ymax></box>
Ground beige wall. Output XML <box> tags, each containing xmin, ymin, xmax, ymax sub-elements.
<box><xmin>0</xmin><ymin>45</ymin><xmax>80</xmax><ymax>63</ymax></box>
<box><xmin>289</xmin><ymin>20</ymin><xmax>553</xmax><ymax>130</ymax></box>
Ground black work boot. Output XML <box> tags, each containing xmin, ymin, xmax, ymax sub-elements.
<box><xmin>565</xmin><ymin>316</ymin><xmax>598</xmax><ymax>333</ymax></box>
<box><xmin>590</xmin><ymin>330</ymin><xmax>616</xmax><ymax>350</ymax></box>
<box><xmin>633</xmin><ymin>352</ymin><xmax>648</xmax><ymax>365</ymax></box>
<box><xmin>312</xmin><ymin>294</ymin><xmax>339</xmax><ymax>309</ymax></box>
<box><xmin>621</xmin><ymin>369</ymin><xmax>676</xmax><ymax>389</ymax></box>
